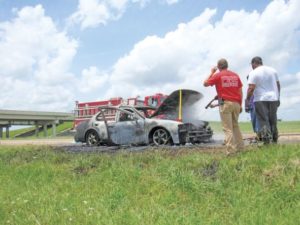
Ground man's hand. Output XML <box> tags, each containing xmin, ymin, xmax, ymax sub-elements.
<box><xmin>245</xmin><ymin>99</ymin><xmax>250</xmax><ymax>113</ymax></box>
<box><xmin>210</xmin><ymin>103</ymin><xmax>219</xmax><ymax>108</ymax></box>
<box><xmin>204</xmin><ymin>67</ymin><xmax>217</xmax><ymax>87</ymax></box>
<box><xmin>211</xmin><ymin>66</ymin><xmax>217</xmax><ymax>74</ymax></box>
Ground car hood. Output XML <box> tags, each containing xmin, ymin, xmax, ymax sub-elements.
<box><xmin>150</xmin><ymin>89</ymin><xmax>203</xmax><ymax>123</ymax></box>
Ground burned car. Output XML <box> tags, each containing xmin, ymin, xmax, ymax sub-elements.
<box><xmin>74</xmin><ymin>89</ymin><xmax>213</xmax><ymax>146</ymax></box>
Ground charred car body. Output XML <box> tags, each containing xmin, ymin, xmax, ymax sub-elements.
<box><xmin>75</xmin><ymin>89</ymin><xmax>213</xmax><ymax>146</ymax></box>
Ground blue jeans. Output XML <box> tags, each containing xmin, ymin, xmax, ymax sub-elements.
<box><xmin>250</xmin><ymin>108</ymin><xmax>260</xmax><ymax>133</ymax></box>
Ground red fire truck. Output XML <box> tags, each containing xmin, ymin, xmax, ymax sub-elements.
<box><xmin>144</xmin><ymin>93</ymin><xmax>167</xmax><ymax>108</ymax></box>
<box><xmin>74</xmin><ymin>93</ymin><xmax>167</xmax><ymax>127</ymax></box>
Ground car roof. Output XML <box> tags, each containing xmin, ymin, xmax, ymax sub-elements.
<box><xmin>97</xmin><ymin>105</ymin><xmax>146</xmax><ymax>118</ymax></box>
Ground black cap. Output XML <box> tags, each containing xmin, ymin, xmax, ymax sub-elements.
<box><xmin>251</xmin><ymin>56</ymin><xmax>263</xmax><ymax>65</ymax></box>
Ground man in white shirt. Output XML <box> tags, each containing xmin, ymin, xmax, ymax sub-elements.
<box><xmin>245</xmin><ymin>56</ymin><xmax>280</xmax><ymax>144</ymax></box>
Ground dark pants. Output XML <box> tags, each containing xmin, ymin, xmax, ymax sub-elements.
<box><xmin>254</xmin><ymin>101</ymin><xmax>279</xmax><ymax>143</ymax></box>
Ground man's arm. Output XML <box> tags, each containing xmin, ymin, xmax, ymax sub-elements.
<box><xmin>277</xmin><ymin>81</ymin><xmax>281</xmax><ymax>107</ymax></box>
<box><xmin>277</xmin><ymin>81</ymin><xmax>280</xmax><ymax>95</ymax></box>
<box><xmin>203</xmin><ymin>67</ymin><xmax>217</xmax><ymax>87</ymax></box>
<box><xmin>244</xmin><ymin>84</ymin><xmax>255</xmax><ymax>113</ymax></box>
<box><xmin>239</xmin><ymin>87</ymin><xmax>243</xmax><ymax>113</ymax></box>
<box><xmin>246</xmin><ymin>84</ymin><xmax>255</xmax><ymax>100</ymax></box>
<box><xmin>239</xmin><ymin>88</ymin><xmax>243</xmax><ymax>103</ymax></box>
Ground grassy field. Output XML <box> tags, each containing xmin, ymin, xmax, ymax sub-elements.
<box><xmin>0</xmin><ymin>144</ymin><xmax>299</xmax><ymax>225</ymax></box>
<box><xmin>209</xmin><ymin>120</ymin><xmax>300</xmax><ymax>134</ymax></box>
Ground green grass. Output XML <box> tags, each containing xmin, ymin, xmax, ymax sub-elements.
<box><xmin>209</xmin><ymin>121</ymin><xmax>253</xmax><ymax>133</ymax></box>
<box><xmin>41</xmin><ymin>121</ymin><xmax>73</xmax><ymax>137</ymax></box>
<box><xmin>277</xmin><ymin>121</ymin><xmax>300</xmax><ymax>133</ymax></box>
<box><xmin>6</xmin><ymin>122</ymin><xmax>73</xmax><ymax>139</ymax></box>
<box><xmin>8</xmin><ymin>127</ymin><xmax>37</xmax><ymax>139</ymax></box>
<box><xmin>0</xmin><ymin>144</ymin><xmax>299</xmax><ymax>225</ymax></box>
<box><xmin>209</xmin><ymin>121</ymin><xmax>300</xmax><ymax>134</ymax></box>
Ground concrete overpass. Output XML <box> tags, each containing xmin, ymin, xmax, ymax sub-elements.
<box><xmin>0</xmin><ymin>109</ymin><xmax>74</xmax><ymax>138</ymax></box>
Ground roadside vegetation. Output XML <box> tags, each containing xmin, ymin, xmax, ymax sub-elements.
<box><xmin>0</xmin><ymin>144</ymin><xmax>299</xmax><ymax>225</ymax></box>
<box><xmin>209</xmin><ymin>120</ymin><xmax>300</xmax><ymax>134</ymax></box>
<box><xmin>6</xmin><ymin>121</ymin><xmax>300</xmax><ymax>140</ymax></box>
<box><xmin>5</xmin><ymin>122</ymin><xmax>73</xmax><ymax>139</ymax></box>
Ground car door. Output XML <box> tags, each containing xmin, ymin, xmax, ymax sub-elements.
<box><xmin>108</xmin><ymin>109</ymin><xmax>146</xmax><ymax>145</ymax></box>
<box><xmin>92</xmin><ymin>111</ymin><xmax>110</xmax><ymax>141</ymax></box>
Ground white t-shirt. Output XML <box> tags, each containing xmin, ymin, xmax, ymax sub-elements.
<box><xmin>248</xmin><ymin>65</ymin><xmax>279</xmax><ymax>102</ymax></box>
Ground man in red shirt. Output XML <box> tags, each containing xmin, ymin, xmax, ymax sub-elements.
<box><xmin>203</xmin><ymin>58</ymin><xmax>244</xmax><ymax>155</ymax></box>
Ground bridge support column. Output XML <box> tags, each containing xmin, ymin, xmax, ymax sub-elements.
<box><xmin>43</xmin><ymin>124</ymin><xmax>48</xmax><ymax>137</ymax></box>
<box><xmin>35</xmin><ymin>123</ymin><xmax>39</xmax><ymax>137</ymax></box>
<box><xmin>0</xmin><ymin>126</ymin><xmax>3</xmax><ymax>139</ymax></box>
<box><xmin>5</xmin><ymin>126</ymin><xmax>9</xmax><ymax>138</ymax></box>
<box><xmin>52</xmin><ymin>121</ymin><xmax>56</xmax><ymax>137</ymax></box>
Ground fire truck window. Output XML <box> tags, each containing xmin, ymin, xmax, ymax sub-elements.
<box><xmin>148</xmin><ymin>97</ymin><xmax>158</xmax><ymax>107</ymax></box>
<box><xmin>147</xmin><ymin>97</ymin><xmax>152</xmax><ymax>106</ymax></box>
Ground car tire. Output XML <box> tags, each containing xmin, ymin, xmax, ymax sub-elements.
<box><xmin>86</xmin><ymin>130</ymin><xmax>100</xmax><ymax>146</ymax></box>
<box><xmin>151</xmin><ymin>128</ymin><xmax>171</xmax><ymax>145</ymax></box>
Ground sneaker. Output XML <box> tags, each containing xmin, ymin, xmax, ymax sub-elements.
<box><xmin>255</xmin><ymin>133</ymin><xmax>262</xmax><ymax>141</ymax></box>
<box><xmin>263</xmin><ymin>138</ymin><xmax>271</xmax><ymax>145</ymax></box>
<box><xmin>250</xmin><ymin>138</ymin><xmax>258</xmax><ymax>144</ymax></box>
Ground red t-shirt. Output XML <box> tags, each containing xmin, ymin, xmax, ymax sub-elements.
<box><xmin>206</xmin><ymin>69</ymin><xmax>243</xmax><ymax>105</ymax></box>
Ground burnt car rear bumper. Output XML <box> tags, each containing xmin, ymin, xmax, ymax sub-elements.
<box><xmin>178</xmin><ymin>123</ymin><xmax>213</xmax><ymax>144</ymax></box>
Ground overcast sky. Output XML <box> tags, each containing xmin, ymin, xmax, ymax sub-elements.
<box><xmin>0</xmin><ymin>0</ymin><xmax>299</xmax><ymax>121</ymax></box>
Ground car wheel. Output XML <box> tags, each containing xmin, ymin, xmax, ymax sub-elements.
<box><xmin>86</xmin><ymin>130</ymin><xmax>100</xmax><ymax>146</ymax></box>
<box><xmin>152</xmin><ymin>128</ymin><xmax>170</xmax><ymax>145</ymax></box>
